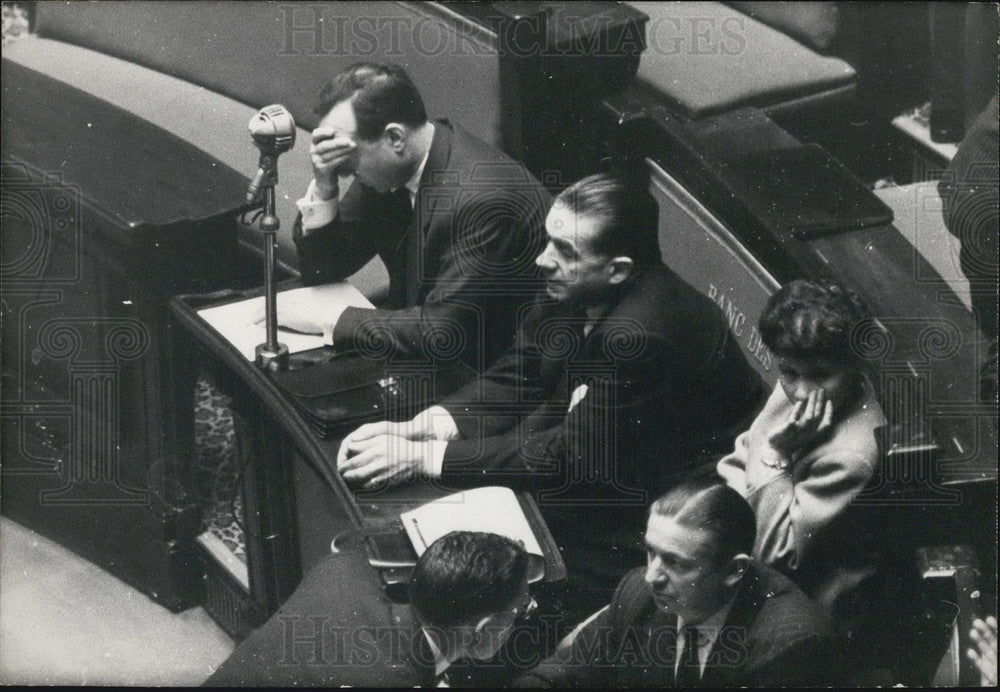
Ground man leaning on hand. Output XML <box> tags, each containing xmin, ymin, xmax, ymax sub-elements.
<box><xmin>284</xmin><ymin>62</ymin><xmax>549</xmax><ymax>367</ymax></box>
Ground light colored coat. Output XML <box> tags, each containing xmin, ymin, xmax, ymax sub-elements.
<box><xmin>717</xmin><ymin>377</ymin><xmax>886</xmax><ymax>617</ymax></box>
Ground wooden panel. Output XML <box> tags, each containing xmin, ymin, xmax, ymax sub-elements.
<box><xmin>0</xmin><ymin>53</ymin><xmax>249</xmax><ymax>608</ymax></box>
<box><xmin>648</xmin><ymin>160</ymin><xmax>780</xmax><ymax>384</ymax></box>
<box><xmin>32</xmin><ymin>1</ymin><xmax>502</xmax><ymax>147</ymax></box>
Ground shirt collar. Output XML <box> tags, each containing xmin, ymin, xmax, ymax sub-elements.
<box><xmin>404</xmin><ymin>123</ymin><xmax>434</xmax><ymax>206</ymax></box>
<box><xmin>676</xmin><ymin>593</ymin><xmax>738</xmax><ymax>670</ymax></box>
<box><xmin>421</xmin><ymin>627</ymin><xmax>452</xmax><ymax>678</ymax></box>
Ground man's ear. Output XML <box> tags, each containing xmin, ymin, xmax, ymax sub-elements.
<box><xmin>474</xmin><ymin>613</ymin><xmax>498</xmax><ymax>635</ymax></box>
<box><xmin>607</xmin><ymin>256</ymin><xmax>635</xmax><ymax>285</ymax></box>
<box><xmin>724</xmin><ymin>553</ymin><xmax>751</xmax><ymax>588</ymax></box>
<box><xmin>384</xmin><ymin>123</ymin><xmax>407</xmax><ymax>151</ymax></box>
<box><xmin>470</xmin><ymin>614</ymin><xmax>499</xmax><ymax>646</ymax></box>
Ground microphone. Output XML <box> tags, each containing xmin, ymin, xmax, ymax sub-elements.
<box><xmin>245</xmin><ymin>105</ymin><xmax>295</xmax><ymax>372</ymax></box>
<box><xmin>246</xmin><ymin>104</ymin><xmax>296</xmax><ymax>202</ymax></box>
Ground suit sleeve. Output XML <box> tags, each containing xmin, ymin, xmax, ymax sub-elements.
<box><xmin>515</xmin><ymin>571</ymin><xmax>647</xmax><ymax>688</ymax></box>
<box><xmin>440</xmin><ymin>308</ymin><xmax>549</xmax><ymax>439</ymax></box>
<box><xmin>748</xmin><ymin>452</ymin><xmax>876</xmax><ymax>572</ymax></box>
<box><xmin>717</xmin><ymin>383</ymin><xmax>786</xmax><ymax>495</ymax></box>
<box><xmin>440</xmin><ymin>340</ymin><xmax>669</xmax><ymax>489</ymax></box>
<box><xmin>331</xmin><ymin>188</ymin><xmax>546</xmax><ymax>360</ymax></box>
<box><xmin>294</xmin><ymin>181</ymin><xmax>388</xmax><ymax>286</ymax></box>
<box><xmin>716</xmin><ymin>429</ymin><xmax>751</xmax><ymax>495</ymax></box>
<box><xmin>746</xmin><ymin>628</ymin><xmax>832</xmax><ymax>687</ymax></box>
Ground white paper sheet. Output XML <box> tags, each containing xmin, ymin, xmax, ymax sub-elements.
<box><xmin>197</xmin><ymin>284</ymin><xmax>374</xmax><ymax>361</ymax></box>
<box><xmin>400</xmin><ymin>486</ymin><xmax>546</xmax><ymax>582</ymax></box>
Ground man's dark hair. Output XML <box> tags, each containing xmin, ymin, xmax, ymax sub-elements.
<box><xmin>759</xmin><ymin>279</ymin><xmax>870</xmax><ymax>364</ymax></box>
<box><xmin>554</xmin><ymin>172</ymin><xmax>662</xmax><ymax>268</ymax></box>
<box><xmin>650</xmin><ymin>478</ymin><xmax>756</xmax><ymax>567</ymax></box>
<box><xmin>409</xmin><ymin>531</ymin><xmax>529</xmax><ymax>629</ymax></box>
<box><xmin>314</xmin><ymin>62</ymin><xmax>428</xmax><ymax>141</ymax></box>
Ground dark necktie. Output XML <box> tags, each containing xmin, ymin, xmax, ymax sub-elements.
<box><xmin>675</xmin><ymin>624</ymin><xmax>701</xmax><ymax>687</ymax></box>
<box><xmin>385</xmin><ymin>187</ymin><xmax>415</xmax><ymax>307</ymax></box>
<box><xmin>389</xmin><ymin>187</ymin><xmax>413</xmax><ymax>233</ymax></box>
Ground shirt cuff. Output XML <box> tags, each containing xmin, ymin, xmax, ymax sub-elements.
<box><xmin>746</xmin><ymin>447</ymin><xmax>792</xmax><ymax>491</ymax></box>
<box><xmin>321</xmin><ymin>322</ymin><xmax>335</xmax><ymax>347</ymax></box>
<box><xmin>426</xmin><ymin>440</ymin><xmax>448</xmax><ymax>478</ymax></box>
<box><xmin>296</xmin><ymin>179</ymin><xmax>338</xmax><ymax>229</ymax></box>
<box><xmin>423</xmin><ymin>405</ymin><xmax>460</xmax><ymax>441</ymax></box>
<box><xmin>757</xmin><ymin>445</ymin><xmax>791</xmax><ymax>470</ymax></box>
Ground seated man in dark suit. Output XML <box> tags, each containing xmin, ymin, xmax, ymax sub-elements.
<box><xmin>516</xmin><ymin>479</ymin><xmax>834</xmax><ymax>687</ymax></box>
<box><xmin>336</xmin><ymin>173</ymin><xmax>765</xmax><ymax>614</ymax></box>
<box><xmin>275</xmin><ymin>62</ymin><xmax>549</xmax><ymax>367</ymax></box>
<box><xmin>204</xmin><ymin>531</ymin><xmax>533</xmax><ymax>687</ymax></box>
<box><xmin>938</xmin><ymin>92</ymin><xmax>998</xmax><ymax>404</ymax></box>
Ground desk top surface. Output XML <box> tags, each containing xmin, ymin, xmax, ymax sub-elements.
<box><xmin>2</xmin><ymin>49</ymin><xmax>251</xmax><ymax>229</ymax></box>
<box><xmin>170</xmin><ymin>285</ymin><xmax>567</xmax><ymax>583</ymax></box>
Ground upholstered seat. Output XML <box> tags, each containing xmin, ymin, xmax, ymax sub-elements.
<box><xmin>30</xmin><ymin>1</ymin><xmax>503</xmax><ymax>300</ymax></box>
<box><xmin>630</xmin><ymin>2</ymin><xmax>855</xmax><ymax>120</ymax></box>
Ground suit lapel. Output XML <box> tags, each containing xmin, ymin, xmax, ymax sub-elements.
<box><xmin>535</xmin><ymin>300</ymin><xmax>588</xmax><ymax>392</ymax></box>
<box><xmin>573</xmin><ymin>276</ymin><xmax>639</xmax><ymax>361</ymax></box>
<box><xmin>400</xmin><ymin>121</ymin><xmax>454</xmax><ymax>306</ymax></box>
<box><xmin>645</xmin><ymin>609</ymin><xmax>680</xmax><ymax>688</ymax></box>
<box><xmin>396</xmin><ymin>608</ymin><xmax>438</xmax><ymax>687</ymax></box>
<box><xmin>701</xmin><ymin>569</ymin><xmax>763</xmax><ymax>687</ymax></box>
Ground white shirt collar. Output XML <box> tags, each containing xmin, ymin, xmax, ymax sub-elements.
<box><xmin>675</xmin><ymin>594</ymin><xmax>738</xmax><ymax>675</ymax></box>
<box><xmin>403</xmin><ymin>123</ymin><xmax>434</xmax><ymax>207</ymax></box>
<box><xmin>421</xmin><ymin>627</ymin><xmax>452</xmax><ymax>679</ymax></box>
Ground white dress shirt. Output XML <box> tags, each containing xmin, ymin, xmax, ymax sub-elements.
<box><xmin>674</xmin><ymin>596</ymin><xmax>737</xmax><ymax>677</ymax></box>
<box><xmin>295</xmin><ymin>127</ymin><xmax>433</xmax><ymax>229</ymax></box>
<box><xmin>294</xmin><ymin>129</ymin><xmax>434</xmax><ymax>342</ymax></box>
<box><xmin>421</xmin><ymin>627</ymin><xmax>453</xmax><ymax>686</ymax></box>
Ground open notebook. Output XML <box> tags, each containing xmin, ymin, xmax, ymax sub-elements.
<box><xmin>400</xmin><ymin>487</ymin><xmax>546</xmax><ymax>583</ymax></box>
<box><xmin>197</xmin><ymin>284</ymin><xmax>374</xmax><ymax>361</ymax></box>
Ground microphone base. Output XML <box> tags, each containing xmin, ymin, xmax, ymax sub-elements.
<box><xmin>255</xmin><ymin>343</ymin><xmax>290</xmax><ymax>372</ymax></box>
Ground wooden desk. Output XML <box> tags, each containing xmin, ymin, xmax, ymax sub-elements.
<box><xmin>891</xmin><ymin>105</ymin><xmax>958</xmax><ymax>182</ymax></box>
<box><xmin>169</xmin><ymin>287</ymin><xmax>565</xmax><ymax>637</ymax></box>
<box><xmin>0</xmin><ymin>54</ymin><xmax>255</xmax><ymax>611</ymax></box>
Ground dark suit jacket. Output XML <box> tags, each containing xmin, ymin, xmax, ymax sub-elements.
<box><xmin>294</xmin><ymin>119</ymin><xmax>550</xmax><ymax>366</ymax></box>
<box><xmin>437</xmin><ymin>265</ymin><xmax>766</xmax><ymax>588</ymax></box>
<box><xmin>518</xmin><ymin>562</ymin><xmax>834</xmax><ymax>687</ymax></box>
<box><xmin>204</xmin><ymin>551</ymin><xmax>437</xmax><ymax>687</ymax></box>
<box><xmin>939</xmin><ymin>93</ymin><xmax>999</xmax><ymax>338</ymax></box>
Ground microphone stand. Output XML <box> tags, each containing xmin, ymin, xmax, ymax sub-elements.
<box><xmin>253</xmin><ymin>157</ymin><xmax>289</xmax><ymax>372</ymax></box>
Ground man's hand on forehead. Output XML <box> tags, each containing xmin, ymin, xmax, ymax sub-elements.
<box><xmin>309</xmin><ymin>128</ymin><xmax>357</xmax><ymax>199</ymax></box>
<box><xmin>312</xmin><ymin>127</ymin><xmax>355</xmax><ymax>147</ymax></box>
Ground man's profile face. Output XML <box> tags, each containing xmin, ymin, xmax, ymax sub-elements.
<box><xmin>316</xmin><ymin>99</ymin><xmax>399</xmax><ymax>193</ymax></box>
<box><xmin>643</xmin><ymin>513</ymin><xmax>733</xmax><ymax>624</ymax></box>
<box><xmin>535</xmin><ymin>205</ymin><xmax>614</xmax><ymax>305</ymax></box>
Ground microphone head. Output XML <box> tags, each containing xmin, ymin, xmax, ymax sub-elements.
<box><xmin>249</xmin><ymin>104</ymin><xmax>296</xmax><ymax>154</ymax></box>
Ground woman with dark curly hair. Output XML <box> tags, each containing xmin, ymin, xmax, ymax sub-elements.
<box><xmin>717</xmin><ymin>279</ymin><xmax>886</xmax><ymax>629</ymax></box>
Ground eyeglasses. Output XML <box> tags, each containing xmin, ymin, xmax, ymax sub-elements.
<box><xmin>511</xmin><ymin>595</ymin><xmax>538</xmax><ymax>621</ymax></box>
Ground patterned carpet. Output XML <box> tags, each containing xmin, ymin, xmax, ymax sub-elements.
<box><xmin>191</xmin><ymin>378</ymin><xmax>245</xmax><ymax>564</ymax></box>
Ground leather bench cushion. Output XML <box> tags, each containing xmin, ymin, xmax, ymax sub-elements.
<box><xmin>30</xmin><ymin>2</ymin><xmax>502</xmax><ymax>299</ymax></box>
<box><xmin>31</xmin><ymin>1</ymin><xmax>502</xmax><ymax>146</ymax></box>
<box><xmin>4</xmin><ymin>36</ymin><xmax>390</xmax><ymax>298</ymax></box>
<box><xmin>631</xmin><ymin>1</ymin><xmax>855</xmax><ymax>119</ymax></box>
<box><xmin>3</xmin><ymin>38</ymin><xmax>255</xmax><ymax>226</ymax></box>
<box><xmin>725</xmin><ymin>1</ymin><xmax>840</xmax><ymax>52</ymax></box>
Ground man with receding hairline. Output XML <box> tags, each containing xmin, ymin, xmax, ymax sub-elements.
<box><xmin>277</xmin><ymin>61</ymin><xmax>549</xmax><ymax>367</ymax></box>
<box><xmin>336</xmin><ymin>174</ymin><xmax>765</xmax><ymax>608</ymax></box>
<box><xmin>517</xmin><ymin>479</ymin><xmax>834</xmax><ymax>687</ymax></box>
<box><xmin>276</xmin><ymin>61</ymin><xmax>550</xmax><ymax>573</ymax></box>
